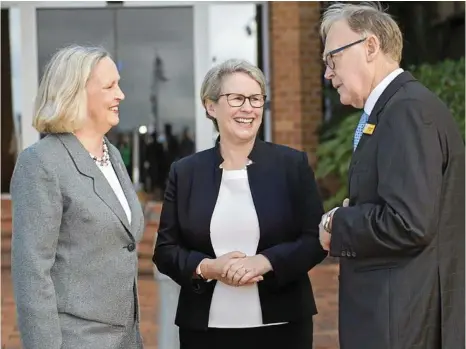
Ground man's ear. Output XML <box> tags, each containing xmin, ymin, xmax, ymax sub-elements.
<box><xmin>366</xmin><ymin>35</ymin><xmax>380</xmax><ymax>62</ymax></box>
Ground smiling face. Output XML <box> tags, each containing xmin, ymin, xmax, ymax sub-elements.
<box><xmin>206</xmin><ymin>72</ymin><xmax>264</xmax><ymax>143</ymax></box>
<box><xmin>86</xmin><ymin>56</ymin><xmax>125</xmax><ymax>134</ymax></box>
<box><xmin>323</xmin><ymin>20</ymin><xmax>374</xmax><ymax>108</ymax></box>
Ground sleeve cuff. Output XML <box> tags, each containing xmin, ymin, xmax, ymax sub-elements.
<box><xmin>329</xmin><ymin>208</ymin><xmax>357</xmax><ymax>259</ymax></box>
<box><xmin>196</xmin><ymin>259</ymin><xmax>213</xmax><ymax>282</ymax></box>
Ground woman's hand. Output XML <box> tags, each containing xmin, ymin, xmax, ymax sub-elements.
<box><xmin>224</xmin><ymin>255</ymin><xmax>273</xmax><ymax>287</ymax></box>
<box><xmin>200</xmin><ymin>251</ymin><xmax>245</xmax><ymax>281</ymax></box>
<box><xmin>199</xmin><ymin>252</ymin><xmax>265</xmax><ymax>286</ymax></box>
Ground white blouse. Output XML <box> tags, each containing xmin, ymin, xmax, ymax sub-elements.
<box><xmin>97</xmin><ymin>163</ymin><xmax>132</xmax><ymax>224</ymax></box>
<box><xmin>208</xmin><ymin>168</ymin><xmax>265</xmax><ymax>328</ymax></box>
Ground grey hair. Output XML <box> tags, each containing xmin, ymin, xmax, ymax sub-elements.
<box><xmin>320</xmin><ymin>2</ymin><xmax>403</xmax><ymax>63</ymax></box>
<box><xmin>33</xmin><ymin>44</ymin><xmax>109</xmax><ymax>133</ymax></box>
<box><xmin>200</xmin><ymin>58</ymin><xmax>266</xmax><ymax>131</ymax></box>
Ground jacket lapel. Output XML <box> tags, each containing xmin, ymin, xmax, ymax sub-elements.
<box><xmin>57</xmin><ymin>133</ymin><xmax>132</xmax><ymax>235</ymax></box>
<box><xmin>107</xmin><ymin>145</ymin><xmax>143</xmax><ymax>239</ymax></box>
<box><xmin>245</xmin><ymin>141</ymin><xmax>274</xmax><ymax>252</ymax></box>
<box><xmin>348</xmin><ymin>71</ymin><xmax>418</xmax><ymax>174</ymax></box>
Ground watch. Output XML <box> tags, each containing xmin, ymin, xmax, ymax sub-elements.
<box><xmin>323</xmin><ymin>213</ymin><xmax>332</xmax><ymax>233</ymax></box>
<box><xmin>323</xmin><ymin>208</ymin><xmax>338</xmax><ymax>233</ymax></box>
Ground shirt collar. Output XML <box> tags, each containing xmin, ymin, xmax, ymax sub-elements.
<box><xmin>364</xmin><ymin>68</ymin><xmax>404</xmax><ymax>115</ymax></box>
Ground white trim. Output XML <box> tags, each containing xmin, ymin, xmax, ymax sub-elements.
<box><xmin>123</xmin><ymin>1</ymin><xmax>264</xmax><ymax>7</ymax></box>
<box><xmin>193</xmin><ymin>3</ymin><xmax>215</xmax><ymax>152</ymax></box>
<box><xmin>1</xmin><ymin>1</ymin><xmax>265</xmax><ymax>9</ymax></box>
<box><xmin>261</xmin><ymin>2</ymin><xmax>272</xmax><ymax>142</ymax></box>
<box><xmin>15</xmin><ymin>3</ymin><xmax>40</xmax><ymax>150</ymax></box>
<box><xmin>3</xmin><ymin>1</ymin><xmax>264</xmax><ymax>153</ymax></box>
<box><xmin>2</xmin><ymin>2</ymin><xmax>109</xmax><ymax>9</ymax></box>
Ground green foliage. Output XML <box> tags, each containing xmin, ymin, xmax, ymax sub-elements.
<box><xmin>315</xmin><ymin>58</ymin><xmax>465</xmax><ymax>210</ymax></box>
<box><xmin>410</xmin><ymin>57</ymin><xmax>465</xmax><ymax>139</ymax></box>
<box><xmin>315</xmin><ymin>112</ymin><xmax>359</xmax><ymax>210</ymax></box>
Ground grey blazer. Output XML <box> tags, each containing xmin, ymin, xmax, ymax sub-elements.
<box><xmin>10</xmin><ymin>133</ymin><xmax>145</xmax><ymax>349</ymax></box>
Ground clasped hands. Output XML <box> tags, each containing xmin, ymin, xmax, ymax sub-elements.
<box><xmin>198</xmin><ymin>252</ymin><xmax>272</xmax><ymax>287</ymax></box>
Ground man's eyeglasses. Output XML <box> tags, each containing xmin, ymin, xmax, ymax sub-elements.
<box><xmin>219</xmin><ymin>93</ymin><xmax>266</xmax><ymax>108</ymax></box>
<box><xmin>324</xmin><ymin>38</ymin><xmax>367</xmax><ymax>70</ymax></box>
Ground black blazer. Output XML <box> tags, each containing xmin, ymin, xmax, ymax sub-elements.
<box><xmin>331</xmin><ymin>72</ymin><xmax>465</xmax><ymax>349</ymax></box>
<box><xmin>153</xmin><ymin>138</ymin><xmax>327</xmax><ymax>329</ymax></box>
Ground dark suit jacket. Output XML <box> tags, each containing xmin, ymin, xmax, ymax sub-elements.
<box><xmin>153</xmin><ymin>138</ymin><xmax>327</xmax><ymax>329</ymax></box>
<box><xmin>331</xmin><ymin>72</ymin><xmax>465</xmax><ymax>349</ymax></box>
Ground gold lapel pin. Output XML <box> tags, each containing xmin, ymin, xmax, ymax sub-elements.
<box><xmin>363</xmin><ymin>123</ymin><xmax>376</xmax><ymax>135</ymax></box>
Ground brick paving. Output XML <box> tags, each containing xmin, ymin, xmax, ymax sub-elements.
<box><xmin>1</xmin><ymin>198</ymin><xmax>339</xmax><ymax>349</ymax></box>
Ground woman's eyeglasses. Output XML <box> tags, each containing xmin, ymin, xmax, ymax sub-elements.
<box><xmin>218</xmin><ymin>93</ymin><xmax>266</xmax><ymax>108</ymax></box>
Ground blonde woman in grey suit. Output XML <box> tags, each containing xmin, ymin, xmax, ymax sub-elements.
<box><xmin>10</xmin><ymin>45</ymin><xmax>145</xmax><ymax>349</ymax></box>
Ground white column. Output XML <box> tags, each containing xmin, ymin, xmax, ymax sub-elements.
<box><xmin>193</xmin><ymin>3</ymin><xmax>215</xmax><ymax>152</ymax></box>
<box><xmin>13</xmin><ymin>3</ymin><xmax>40</xmax><ymax>150</ymax></box>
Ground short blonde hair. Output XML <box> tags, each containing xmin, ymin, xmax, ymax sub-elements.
<box><xmin>200</xmin><ymin>59</ymin><xmax>266</xmax><ymax>131</ymax></box>
<box><xmin>33</xmin><ymin>45</ymin><xmax>109</xmax><ymax>133</ymax></box>
<box><xmin>320</xmin><ymin>2</ymin><xmax>403</xmax><ymax>63</ymax></box>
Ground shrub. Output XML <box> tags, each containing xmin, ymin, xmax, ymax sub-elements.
<box><xmin>411</xmin><ymin>57</ymin><xmax>465</xmax><ymax>139</ymax></box>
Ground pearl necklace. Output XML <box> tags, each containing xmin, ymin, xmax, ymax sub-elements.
<box><xmin>90</xmin><ymin>140</ymin><xmax>110</xmax><ymax>167</ymax></box>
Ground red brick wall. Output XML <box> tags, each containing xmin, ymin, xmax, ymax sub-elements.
<box><xmin>269</xmin><ymin>2</ymin><xmax>322</xmax><ymax>166</ymax></box>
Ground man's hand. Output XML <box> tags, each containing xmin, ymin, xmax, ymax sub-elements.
<box><xmin>224</xmin><ymin>255</ymin><xmax>273</xmax><ymax>287</ymax></box>
<box><xmin>319</xmin><ymin>198</ymin><xmax>349</xmax><ymax>251</ymax></box>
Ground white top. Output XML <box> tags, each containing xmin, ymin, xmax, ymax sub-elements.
<box><xmin>97</xmin><ymin>163</ymin><xmax>132</xmax><ymax>224</ymax></box>
<box><xmin>364</xmin><ymin>68</ymin><xmax>404</xmax><ymax>115</ymax></box>
<box><xmin>208</xmin><ymin>168</ymin><xmax>264</xmax><ymax>328</ymax></box>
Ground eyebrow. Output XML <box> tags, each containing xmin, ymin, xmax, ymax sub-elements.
<box><xmin>222</xmin><ymin>93</ymin><xmax>264</xmax><ymax>96</ymax></box>
<box><xmin>105</xmin><ymin>77</ymin><xmax>121</xmax><ymax>85</ymax></box>
<box><xmin>322</xmin><ymin>45</ymin><xmax>334</xmax><ymax>62</ymax></box>
<box><xmin>323</xmin><ymin>38</ymin><xmax>367</xmax><ymax>62</ymax></box>
<box><xmin>322</xmin><ymin>46</ymin><xmax>340</xmax><ymax>63</ymax></box>
<box><xmin>323</xmin><ymin>49</ymin><xmax>334</xmax><ymax>63</ymax></box>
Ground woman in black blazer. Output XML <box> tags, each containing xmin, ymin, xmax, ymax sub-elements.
<box><xmin>153</xmin><ymin>59</ymin><xmax>327</xmax><ymax>349</ymax></box>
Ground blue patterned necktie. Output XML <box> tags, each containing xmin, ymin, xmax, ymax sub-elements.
<box><xmin>353</xmin><ymin>111</ymin><xmax>369</xmax><ymax>151</ymax></box>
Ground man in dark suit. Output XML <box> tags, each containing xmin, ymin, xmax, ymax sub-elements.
<box><xmin>318</xmin><ymin>3</ymin><xmax>464</xmax><ymax>349</ymax></box>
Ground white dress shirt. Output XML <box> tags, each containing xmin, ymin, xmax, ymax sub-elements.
<box><xmin>364</xmin><ymin>68</ymin><xmax>404</xmax><ymax>115</ymax></box>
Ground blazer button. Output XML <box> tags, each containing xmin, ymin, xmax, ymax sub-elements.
<box><xmin>351</xmin><ymin>252</ymin><xmax>356</xmax><ymax>258</ymax></box>
<box><xmin>341</xmin><ymin>251</ymin><xmax>347</xmax><ymax>257</ymax></box>
<box><xmin>127</xmin><ymin>243</ymin><xmax>136</xmax><ymax>252</ymax></box>
<box><xmin>192</xmin><ymin>282</ymin><xmax>203</xmax><ymax>294</ymax></box>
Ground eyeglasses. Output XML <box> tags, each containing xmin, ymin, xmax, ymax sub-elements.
<box><xmin>219</xmin><ymin>93</ymin><xmax>266</xmax><ymax>108</ymax></box>
<box><xmin>324</xmin><ymin>38</ymin><xmax>367</xmax><ymax>70</ymax></box>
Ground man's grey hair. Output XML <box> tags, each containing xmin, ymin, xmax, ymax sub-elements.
<box><xmin>200</xmin><ymin>59</ymin><xmax>266</xmax><ymax>131</ymax></box>
<box><xmin>320</xmin><ymin>2</ymin><xmax>403</xmax><ymax>63</ymax></box>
